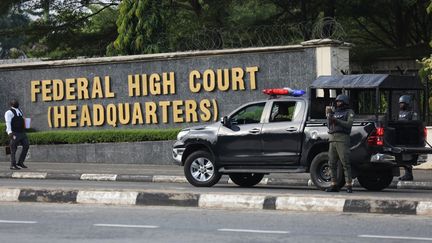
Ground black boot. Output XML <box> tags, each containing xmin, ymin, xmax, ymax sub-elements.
<box><xmin>17</xmin><ymin>163</ymin><xmax>28</xmax><ymax>169</ymax></box>
<box><xmin>10</xmin><ymin>165</ymin><xmax>20</xmax><ymax>170</ymax></box>
<box><xmin>399</xmin><ymin>166</ymin><xmax>413</xmax><ymax>181</ymax></box>
<box><xmin>346</xmin><ymin>186</ymin><xmax>353</xmax><ymax>193</ymax></box>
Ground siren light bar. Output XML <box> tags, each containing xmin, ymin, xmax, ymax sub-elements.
<box><xmin>262</xmin><ymin>87</ymin><xmax>306</xmax><ymax>97</ymax></box>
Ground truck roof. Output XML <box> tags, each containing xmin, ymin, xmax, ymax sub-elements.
<box><xmin>311</xmin><ymin>74</ymin><xmax>424</xmax><ymax>90</ymax></box>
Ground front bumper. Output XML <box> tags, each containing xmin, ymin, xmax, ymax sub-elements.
<box><xmin>172</xmin><ymin>148</ymin><xmax>185</xmax><ymax>165</ymax></box>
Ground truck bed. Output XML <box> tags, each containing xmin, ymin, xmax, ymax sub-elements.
<box><xmin>385</xmin><ymin>120</ymin><xmax>425</xmax><ymax>147</ymax></box>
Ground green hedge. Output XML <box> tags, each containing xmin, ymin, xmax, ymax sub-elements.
<box><xmin>0</xmin><ymin>123</ymin><xmax>180</xmax><ymax>145</ymax></box>
<box><xmin>0</xmin><ymin>123</ymin><xmax>8</xmax><ymax>146</ymax></box>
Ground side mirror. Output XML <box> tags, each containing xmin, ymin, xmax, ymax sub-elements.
<box><xmin>221</xmin><ymin>116</ymin><xmax>231</xmax><ymax>127</ymax></box>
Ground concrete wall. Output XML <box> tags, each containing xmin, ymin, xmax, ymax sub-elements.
<box><xmin>0</xmin><ymin>40</ymin><xmax>353</xmax><ymax>165</ymax></box>
<box><xmin>0</xmin><ymin>141</ymin><xmax>175</xmax><ymax>164</ymax></box>
<box><xmin>0</xmin><ymin>41</ymin><xmax>350</xmax><ymax>132</ymax></box>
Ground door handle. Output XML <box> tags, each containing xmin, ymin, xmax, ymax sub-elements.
<box><xmin>285</xmin><ymin>127</ymin><xmax>298</xmax><ymax>132</ymax></box>
<box><xmin>249</xmin><ymin>128</ymin><xmax>261</xmax><ymax>134</ymax></box>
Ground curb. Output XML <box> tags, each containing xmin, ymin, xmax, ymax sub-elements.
<box><xmin>0</xmin><ymin>188</ymin><xmax>430</xmax><ymax>216</ymax></box>
<box><xmin>1</xmin><ymin>172</ymin><xmax>432</xmax><ymax>190</ymax></box>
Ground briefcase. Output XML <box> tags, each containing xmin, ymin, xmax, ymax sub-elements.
<box><xmin>5</xmin><ymin>146</ymin><xmax>10</xmax><ymax>155</ymax></box>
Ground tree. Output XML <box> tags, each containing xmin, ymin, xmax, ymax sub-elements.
<box><xmin>419</xmin><ymin>0</ymin><xmax>432</xmax><ymax>80</ymax></box>
<box><xmin>0</xmin><ymin>13</ymin><xmax>30</xmax><ymax>58</ymax></box>
<box><xmin>340</xmin><ymin>0</ymin><xmax>432</xmax><ymax>49</ymax></box>
<box><xmin>107</xmin><ymin>0</ymin><xmax>167</xmax><ymax>55</ymax></box>
<box><xmin>0</xmin><ymin>0</ymin><xmax>120</xmax><ymax>59</ymax></box>
<box><xmin>418</xmin><ymin>0</ymin><xmax>432</xmax><ymax>123</ymax></box>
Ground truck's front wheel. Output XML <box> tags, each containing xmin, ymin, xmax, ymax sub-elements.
<box><xmin>357</xmin><ymin>171</ymin><xmax>393</xmax><ymax>191</ymax></box>
<box><xmin>310</xmin><ymin>152</ymin><xmax>345</xmax><ymax>190</ymax></box>
<box><xmin>229</xmin><ymin>173</ymin><xmax>264</xmax><ymax>187</ymax></box>
<box><xmin>184</xmin><ymin>150</ymin><xmax>221</xmax><ymax>187</ymax></box>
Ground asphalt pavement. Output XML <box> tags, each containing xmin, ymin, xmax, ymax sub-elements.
<box><xmin>0</xmin><ymin>202</ymin><xmax>431</xmax><ymax>243</ymax></box>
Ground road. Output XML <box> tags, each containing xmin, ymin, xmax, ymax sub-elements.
<box><xmin>0</xmin><ymin>202</ymin><xmax>431</xmax><ymax>243</ymax></box>
<box><xmin>1</xmin><ymin>178</ymin><xmax>432</xmax><ymax>200</ymax></box>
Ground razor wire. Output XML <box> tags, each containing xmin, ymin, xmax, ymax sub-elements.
<box><xmin>0</xmin><ymin>18</ymin><xmax>346</xmax><ymax>59</ymax></box>
<box><xmin>170</xmin><ymin>18</ymin><xmax>346</xmax><ymax>52</ymax></box>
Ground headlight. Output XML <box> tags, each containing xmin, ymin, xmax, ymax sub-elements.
<box><xmin>177</xmin><ymin>130</ymin><xmax>189</xmax><ymax>140</ymax></box>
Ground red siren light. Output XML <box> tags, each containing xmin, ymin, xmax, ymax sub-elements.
<box><xmin>262</xmin><ymin>87</ymin><xmax>306</xmax><ymax>97</ymax></box>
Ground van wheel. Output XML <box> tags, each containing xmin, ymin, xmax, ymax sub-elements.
<box><xmin>229</xmin><ymin>173</ymin><xmax>264</xmax><ymax>187</ymax></box>
<box><xmin>184</xmin><ymin>150</ymin><xmax>221</xmax><ymax>187</ymax></box>
<box><xmin>310</xmin><ymin>152</ymin><xmax>345</xmax><ymax>190</ymax></box>
<box><xmin>357</xmin><ymin>171</ymin><xmax>393</xmax><ymax>191</ymax></box>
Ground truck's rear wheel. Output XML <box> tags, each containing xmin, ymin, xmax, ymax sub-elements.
<box><xmin>229</xmin><ymin>173</ymin><xmax>264</xmax><ymax>187</ymax></box>
<box><xmin>184</xmin><ymin>150</ymin><xmax>221</xmax><ymax>187</ymax></box>
<box><xmin>310</xmin><ymin>152</ymin><xmax>345</xmax><ymax>190</ymax></box>
<box><xmin>357</xmin><ymin>171</ymin><xmax>393</xmax><ymax>191</ymax></box>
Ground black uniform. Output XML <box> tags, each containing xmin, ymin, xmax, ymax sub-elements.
<box><xmin>326</xmin><ymin>93</ymin><xmax>354</xmax><ymax>193</ymax></box>
<box><xmin>327</xmin><ymin>106</ymin><xmax>354</xmax><ymax>186</ymax></box>
<box><xmin>399</xmin><ymin>110</ymin><xmax>418</xmax><ymax>121</ymax></box>
<box><xmin>398</xmin><ymin>110</ymin><xmax>417</xmax><ymax>181</ymax></box>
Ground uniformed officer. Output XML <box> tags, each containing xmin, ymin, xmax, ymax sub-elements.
<box><xmin>326</xmin><ymin>94</ymin><xmax>354</xmax><ymax>193</ymax></box>
<box><xmin>4</xmin><ymin>99</ymin><xmax>29</xmax><ymax>170</ymax></box>
<box><xmin>398</xmin><ymin>95</ymin><xmax>418</xmax><ymax>181</ymax></box>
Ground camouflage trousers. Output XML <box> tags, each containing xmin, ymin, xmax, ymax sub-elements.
<box><xmin>328</xmin><ymin>141</ymin><xmax>352</xmax><ymax>184</ymax></box>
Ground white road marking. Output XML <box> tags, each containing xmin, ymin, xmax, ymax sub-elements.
<box><xmin>359</xmin><ymin>234</ymin><xmax>432</xmax><ymax>241</ymax></box>
<box><xmin>80</xmin><ymin>174</ymin><xmax>117</xmax><ymax>181</ymax></box>
<box><xmin>94</xmin><ymin>224</ymin><xmax>159</xmax><ymax>229</ymax></box>
<box><xmin>0</xmin><ymin>220</ymin><xmax>37</xmax><ymax>224</ymax></box>
<box><xmin>12</xmin><ymin>172</ymin><xmax>47</xmax><ymax>179</ymax></box>
<box><xmin>76</xmin><ymin>191</ymin><xmax>138</xmax><ymax>205</ymax></box>
<box><xmin>218</xmin><ymin>228</ymin><xmax>289</xmax><ymax>234</ymax></box>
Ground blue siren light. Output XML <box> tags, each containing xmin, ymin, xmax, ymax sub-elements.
<box><xmin>290</xmin><ymin>89</ymin><xmax>306</xmax><ymax>97</ymax></box>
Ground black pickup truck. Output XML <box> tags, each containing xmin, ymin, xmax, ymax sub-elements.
<box><xmin>172</xmin><ymin>74</ymin><xmax>432</xmax><ymax>191</ymax></box>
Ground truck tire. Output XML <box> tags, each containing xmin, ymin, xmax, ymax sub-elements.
<box><xmin>357</xmin><ymin>171</ymin><xmax>393</xmax><ymax>191</ymax></box>
<box><xmin>229</xmin><ymin>173</ymin><xmax>264</xmax><ymax>187</ymax></box>
<box><xmin>310</xmin><ymin>152</ymin><xmax>345</xmax><ymax>190</ymax></box>
<box><xmin>184</xmin><ymin>150</ymin><xmax>221</xmax><ymax>187</ymax></box>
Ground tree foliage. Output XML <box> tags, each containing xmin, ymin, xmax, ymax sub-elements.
<box><xmin>0</xmin><ymin>0</ymin><xmax>431</xmax><ymax>61</ymax></box>
<box><xmin>107</xmin><ymin>0</ymin><xmax>167</xmax><ymax>55</ymax></box>
<box><xmin>0</xmin><ymin>0</ymin><xmax>120</xmax><ymax>59</ymax></box>
<box><xmin>419</xmin><ymin>0</ymin><xmax>432</xmax><ymax>82</ymax></box>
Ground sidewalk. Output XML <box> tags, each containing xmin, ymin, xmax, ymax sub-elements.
<box><xmin>0</xmin><ymin>161</ymin><xmax>431</xmax><ymax>190</ymax></box>
<box><xmin>0</xmin><ymin>161</ymin><xmax>431</xmax><ymax>216</ymax></box>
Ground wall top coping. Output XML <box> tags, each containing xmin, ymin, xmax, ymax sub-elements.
<box><xmin>0</xmin><ymin>39</ymin><xmax>351</xmax><ymax>71</ymax></box>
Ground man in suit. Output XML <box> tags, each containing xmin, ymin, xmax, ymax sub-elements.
<box><xmin>4</xmin><ymin>99</ymin><xmax>29</xmax><ymax>170</ymax></box>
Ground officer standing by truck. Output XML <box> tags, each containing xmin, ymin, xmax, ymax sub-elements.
<box><xmin>326</xmin><ymin>94</ymin><xmax>354</xmax><ymax>193</ymax></box>
<box><xmin>398</xmin><ymin>95</ymin><xmax>418</xmax><ymax>181</ymax></box>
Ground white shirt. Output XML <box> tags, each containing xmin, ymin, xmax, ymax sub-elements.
<box><xmin>4</xmin><ymin>107</ymin><xmax>23</xmax><ymax>135</ymax></box>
